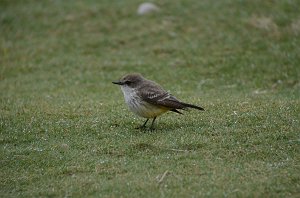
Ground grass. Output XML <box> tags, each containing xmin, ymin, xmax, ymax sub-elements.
<box><xmin>1</xmin><ymin>0</ymin><xmax>300</xmax><ymax>197</ymax></box>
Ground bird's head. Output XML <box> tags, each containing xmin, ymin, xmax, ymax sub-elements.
<box><xmin>112</xmin><ymin>73</ymin><xmax>144</xmax><ymax>88</ymax></box>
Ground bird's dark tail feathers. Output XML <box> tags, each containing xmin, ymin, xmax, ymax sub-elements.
<box><xmin>181</xmin><ymin>102</ymin><xmax>205</xmax><ymax>111</ymax></box>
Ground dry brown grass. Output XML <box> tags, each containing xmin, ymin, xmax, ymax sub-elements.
<box><xmin>290</xmin><ymin>18</ymin><xmax>300</xmax><ymax>35</ymax></box>
<box><xmin>248</xmin><ymin>15</ymin><xmax>280</xmax><ymax>37</ymax></box>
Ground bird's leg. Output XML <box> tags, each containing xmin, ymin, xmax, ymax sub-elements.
<box><xmin>149</xmin><ymin>117</ymin><xmax>157</xmax><ymax>131</ymax></box>
<box><xmin>136</xmin><ymin>119</ymin><xmax>149</xmax><ymax>129</ymax></box>
<box><xmin>142</xmin><ymin>119</ymin><xmax>149</xmax><ymax>128</ymax></box>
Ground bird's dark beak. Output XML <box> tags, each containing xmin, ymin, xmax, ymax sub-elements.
<box><xmin>112</xmin><ymin>81</ymin><xmax>124</xmax><ymax>85</ymax></box>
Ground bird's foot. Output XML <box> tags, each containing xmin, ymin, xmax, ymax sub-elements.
<box><xmin>135</xmin><ymin>125</ymin><xmax>155</xmax><ymax>131</ymax></box>
<box><xmin>135</xmin><ymin>119</ymin><xmax>149</xmax><ymax>130</ymax></box>
<box><xmin>135</xmin><ymin>125</ymin><xmax>147</xmax><ymax>130</ymax></box>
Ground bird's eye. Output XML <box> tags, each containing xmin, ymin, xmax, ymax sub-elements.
<box><xmin>125</xmin><ymin>80</ymin><xmax>132</xmax><ymax>85</ymax></box>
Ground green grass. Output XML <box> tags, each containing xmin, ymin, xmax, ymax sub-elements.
<box><xmin>1</xmin><ymin>0</ymin><xmax>300</xmax><ymax>197</ymax></box>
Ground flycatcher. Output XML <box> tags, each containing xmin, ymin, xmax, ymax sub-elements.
<box><xmin>112</xmin><ymin>73</ymin><xmax>204</xmax><ymax>130</ymax></box>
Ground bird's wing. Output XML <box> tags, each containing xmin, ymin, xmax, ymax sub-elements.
<box><xmin>139</xmin><ymin>84</ymin><xmax>186</xmax><ymax>109</ymax></box>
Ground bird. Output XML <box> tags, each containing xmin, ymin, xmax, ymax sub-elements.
<box><xmin>112</xmin><ymin>73</ymin><xmax>204</xmax><ymax>130</ymax></box>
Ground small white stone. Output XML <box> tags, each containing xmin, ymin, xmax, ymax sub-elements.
<box><xmin>137</xmin><ymin>2</ymin><xmax>159</xmax><ymax>15</ymax></box>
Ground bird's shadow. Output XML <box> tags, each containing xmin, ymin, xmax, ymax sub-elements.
<box><xmin>110</xmin><ymin>119</ymin><xmax>206</xmax><ymax>133</ymax></box>
<box><xmin>108</xmin><ymin>111</ymin><xmax>208</xmax><ymax>133</ymax></box>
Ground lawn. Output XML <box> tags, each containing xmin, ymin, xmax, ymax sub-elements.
<box><xmin>1</xmin><ymin>0</ymin><xmax>300</xmax><ymax>197</ymax></box>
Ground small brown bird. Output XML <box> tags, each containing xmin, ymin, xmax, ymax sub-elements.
<box><xmin>113</xmin><ymin>73</ymin><xmax>204</xmax><ymax>130</ymax></box>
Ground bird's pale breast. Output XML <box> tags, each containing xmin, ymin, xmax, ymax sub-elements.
<box><xmin>121</xmin><ymin>86</ymin><xmax>168</xmax><ymax>118</ymax></box>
